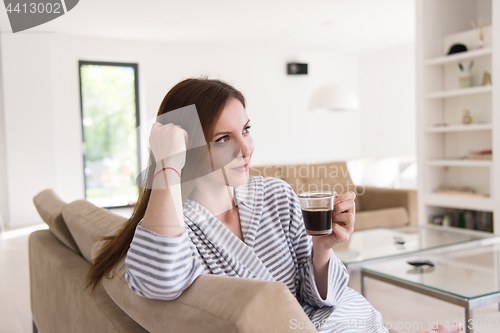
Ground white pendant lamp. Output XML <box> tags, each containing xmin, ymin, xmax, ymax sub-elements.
<box><xmin>309</xmin><ymin>83</ymin><xmax>359</xmax><ymax>111</ymax></box>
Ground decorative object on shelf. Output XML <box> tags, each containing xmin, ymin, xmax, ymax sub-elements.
<box><xmin>309</xmin><ymin>83</ymin><xmax>359</xmax><ymax>111</ymax></box>
<box><xmin>434</xmin><ymin>185</ymin><xmax>489</xmax><ymax>198</ymax></box>
<box><xmin>476</xmin><ymin>211</ymin><xmax>493</xmax><ymax>232</ymax></box>
<box><xmin>458</xmin><ymin>74</ymin><xmax>472</xmax><ymax>88</ymax></box>
<box><xmin>458</xmin><ymin>211</ymin><xmax>465</xmax><ymax>228</ymax></box>
<box><xmin>428</xmin><ymin>214</ymin><xmax>444</xmax><ymax>225</ymax></box>
<box><xmin>464</xmin><ymin>210</ymin><xmax>475</xmax><ymax>229</ymax></box>
<box><xmin>467</xmin><ymin>148</ymin><xmax>492</xmax><ymax>160</ymax></box>
<box><xmin>458</xmin><ymin>61</ymin><xmax>474</xmax><ymax>88</ymax></box>
<box><xmin>446</xmin><ymin>208</ymin><xmax>458</xmax><ymax>228</ymax></box>
<box><xmin>471</xmin><ymin>18</ymin><xmax>485</xmax><ymax>49</ymax></box>
<box><xmin>440</xmin><ymin>208</ymin><xmax>493</xmax><ymax>232</ymax></box>
<box><xmin>482</xmin><ymin>71</ymin><xmax>492</xmax><ymax>85</ymax></box>
<box><xmin>461</xmin><ymin>110</ymin><xmax>473</xmax><ymax>124</ymax></box>
<box><xmin>428</xmin><ymin>209</ymin><xmax>493</xmax><ymax>231</ymax></box>
<box><xmin>442</xmin><ymin>214</ymin><xmax>450</xmax><ymax>227</ymax></box>
<box><xmin>447</xmin><ymin>43</ymin><xmax>467</xmax><ymax>55</ymax></box>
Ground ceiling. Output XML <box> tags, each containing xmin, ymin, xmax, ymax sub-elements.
<box><xmin>0</xmin><ymin>0</ymin><xmax>415</xmax><ymax>53</ymax></box>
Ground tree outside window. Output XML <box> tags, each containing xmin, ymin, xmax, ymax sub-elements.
<box><xmin>79</xmin><ymin>61</ymin><xmax>140</xmax><ymax>208</ymax></box>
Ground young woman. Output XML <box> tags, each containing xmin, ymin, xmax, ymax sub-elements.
<box><xmin>86</xmin><ymin>78</ymin><xmax>460</xmax><ymax>333</ymax></box>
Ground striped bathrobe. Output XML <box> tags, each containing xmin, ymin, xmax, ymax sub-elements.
<box><xmin>125</xmin><ymin>176</ymin><xmax>387</xmax><ymax>332</ymax></box>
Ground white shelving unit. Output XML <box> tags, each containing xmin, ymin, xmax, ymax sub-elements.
<box><xmin>424</xmin><ymin>47</ymin><xmax>492</xmax><ymax>65</ymax></box>
<box><xmin>425</xmin><ymin>123</ymin><xmax>492</xmax><ymax>133</ymax></box>
<box><xmin>417</xmin><ymin>0</ymin><xmax>499</xmax><ymax>234</ymax></box>
<box><xmin>426</xmin><ymin>159</ymin><xmax>493</xmax><ymax>167</ymax></box>
<box><xmin>424</xmin><ymin>194</ymin><xmax>495</xmax><ymax>212</ymax></box>
<box><xmin>425</xmin><ymin>85</ymin><xmax>493</xmax><ymax>99</ymax></box>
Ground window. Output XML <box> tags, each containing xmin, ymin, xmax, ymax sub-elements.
<box><xmin>79</xmin><ymin>61</ymin><xmax>141</xmax><ymax>208</ymax></box>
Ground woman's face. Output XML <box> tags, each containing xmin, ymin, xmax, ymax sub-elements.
<box><xmin>208</xmin><ymin>98</ymin><xmax>254</xmax><ymax>187</ymax></box>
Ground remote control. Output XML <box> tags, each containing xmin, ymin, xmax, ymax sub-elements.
<box><xmin>394</xmin><ymin>236</ymin><xmax>405</xmax><ymax>245</ymax></box>
<box><xmin>407</xmin><ymin>260</ymin><xmax>436</xmax><ymax>267</ymax></box>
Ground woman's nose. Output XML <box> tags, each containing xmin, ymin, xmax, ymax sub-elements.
<box><xmin>236</xmin><ymin>137</ymin><xmax>252</xmax><ymax>158</ymax></box>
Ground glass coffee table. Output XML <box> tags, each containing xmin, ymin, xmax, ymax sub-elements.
<box><xmin>336</xmin><ymin>225</ymin><xmax>496</xmax><ymax>268</ymax></box>
<box><xmin>335</xmin><ymin>225</ymin><xmax>497</xmax><ymax>291</ymax></box>
<box><xmin>361</xmin><ymin>243</ymin><xmax>500</xmax><ymax>333</ymax></box>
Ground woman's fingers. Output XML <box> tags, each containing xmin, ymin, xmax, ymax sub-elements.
<box><xmin>331</xmin><ymin>221</ymin><xmax>351</xmax><ymax>243</ymax></box>
<box><xmin>333</xmin><ymin>213</ymin><xmax>355</xmax><ymax>233</ymax></box>
<box><xmin>335</xmin><ymin>191</ymin><xmax>356</xmax><ymax>203</ymax></box>
<box><xmin>334</xmin><ymin>192</ymin><xmax>356</xmax><ymax>213</ymax></box>
<box><xmin>149</xmin><ymin>122</ymin><xmax>188</xmax><ymax>171</ymax></box>
<box><xmin>334</xmin><ymin>199</ymin><xmax>355</xmax><ymax>215</ymax></box>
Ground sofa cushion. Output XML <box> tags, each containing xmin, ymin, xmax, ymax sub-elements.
<box><xmin>63</xmin><ymin>200</ymin><xmax>127</xmax><ymax>262</ymax></box>
<box><xmin>32</xmin><ymin>189</ymin><xmax>80</xmax><ymax>253</ymax></box>
<box><xmin>354</xmin><ymin>207</ymin><xmax>409</xmax><ymax>231</ymax></box>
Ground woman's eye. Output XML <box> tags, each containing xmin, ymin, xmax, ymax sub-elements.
<box><xmin>215</xmin><ymin>136</ymin><xmax>229</xmax><ymax>143</ymax></box>
<box><xmin>214</xmin><ymin>126</ymin><xmax>250</xmax><ymax>144</ymax></box>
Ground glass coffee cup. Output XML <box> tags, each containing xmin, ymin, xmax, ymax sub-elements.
<box><xmin>297</xmin><ymin>191</ymin><xmax>336</xmax><ymax>236</ymax></box>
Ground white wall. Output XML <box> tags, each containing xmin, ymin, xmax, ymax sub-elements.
<box><xmin>0</xmin><ymin>36</ymin><xmax>9</xmax><ymax>225</ymax></box>
<box><xmin>359</xmin><ymin>42</ymin><xmax>416</xmax><ymax>158</ymax></box>
<box><xmin>1</xmin><ymin>34</ymin><xmax>58</xmax><ymax>228</ymax></box>
<box><xmin>1</xmin><ymin>33</ymin><xmax>360</xmax><ymax>227</ymax></box>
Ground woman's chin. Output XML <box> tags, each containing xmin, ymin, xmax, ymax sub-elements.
<box><xmin>225</xmin><ymin>171</ymin><xmax>250</xmax><ymax>187</ymax></box>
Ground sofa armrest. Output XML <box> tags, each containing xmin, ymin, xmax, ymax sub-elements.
<box><xmin>29</xmin><ymin>230</ymin><xmax>147</xmax><ymax>333</ymax></box>
<box><xmin>358</xmin><ymin>187</ymin><xmax>418</xmax><ymax>226</ymax></box>
<box><xmin>97</xmin><ymin>243</ymin><xmax>316</xmax><ymax>333</ymax></box>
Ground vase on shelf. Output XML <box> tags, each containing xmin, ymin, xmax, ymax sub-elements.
<box><xmin>459</xmin><ymin>73</ymin><xmax>473</xmax><ymax>88</ymax></box>
<box><xmin>462</xmin><ymin>110</ymin><xmax>473</xmax><ymax>124</ymax></box>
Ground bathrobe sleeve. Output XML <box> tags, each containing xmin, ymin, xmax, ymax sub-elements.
<box><xmin>286</xmin><ymin>185</ymin><xmax>349</xmax><ymax>308</ymax></box>
<box><xmin>124</xmin><ymin>221</ymin><xmax>206</xmax><ymax>301</ymax></box>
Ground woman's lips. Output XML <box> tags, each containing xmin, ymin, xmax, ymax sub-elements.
<box><xmin>231</xmin><ymin>162</ymin><xmax>249</xmax><ymax>172</ymax></box>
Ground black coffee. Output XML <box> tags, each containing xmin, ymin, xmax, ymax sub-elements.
<box><xmin>302</xmin><ymin>208</ymin><xmax>332</xmax><ymax>236</ymax></box>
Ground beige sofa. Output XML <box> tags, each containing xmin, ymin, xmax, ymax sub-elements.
<box><xmin>30</xmin><ymin>189</ymin><xmax>317</xmax><ymax>333</ymax></box>
<box><xmin>249</xmin><ymin>161</ymin><xmax>417</xmax><ymax>230</ymax></box>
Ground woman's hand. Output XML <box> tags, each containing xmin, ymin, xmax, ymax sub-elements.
<box><xmin>312</xmin><ymin>191</ymin><xmax>356</xmax><ymax>254</ymax></box>
<box><xmin>149</xmin><ymin>122</ymin><xmax>188</xmax><ymax>173</ymax></box>
<box><xmin>310</xmin><ymin>191</ymin><xmax>356</xmax><ymax>298</ymax></box>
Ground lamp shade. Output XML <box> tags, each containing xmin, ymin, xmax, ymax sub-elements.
<box><xmin>309</xmin><ymin>83</ymin><xmax>359</xmax><ymax>111</ymax></box>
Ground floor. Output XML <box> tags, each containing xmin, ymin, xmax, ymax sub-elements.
<box><xmin>0</xmin><ymin>223</ymin><xmax>47</xmax><ymax>333</ymax></box>
<box><xmin>1</xmin><ymin>222</ymin><xmax>500</xmax><ymax>333</ymax></box>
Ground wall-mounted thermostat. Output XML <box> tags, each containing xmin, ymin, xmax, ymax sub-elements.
<box><xmin>287</xmin><ymin>63</ymin><xmax>308</xmax><ymax>75</ymax></box>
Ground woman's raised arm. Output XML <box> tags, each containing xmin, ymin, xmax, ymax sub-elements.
<box><xmin>141</xmin><ymin>122</ymin><xmax>188</xmax><ymax>237</ymax></box>
<box><xmin>124</xmin><ymin>122</ymin><xmax>207</xmax><ymax>301</ymax></box>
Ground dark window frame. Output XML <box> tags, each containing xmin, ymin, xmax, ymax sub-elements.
<box><xmin>78</xmin><ymin>60</ymin><xmax>141</xmax><ymax>209</ymax></box>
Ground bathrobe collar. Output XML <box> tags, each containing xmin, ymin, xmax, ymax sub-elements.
<box><xmin>182</xmin><ymin>177</ymin><xmax>273</xmax><ymax>281</ymax></box>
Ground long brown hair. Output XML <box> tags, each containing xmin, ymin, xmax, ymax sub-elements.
<box><xmin>86</xmin><ymin>78</ymin><xmax>246</xmax><ymax>292</ymax></box>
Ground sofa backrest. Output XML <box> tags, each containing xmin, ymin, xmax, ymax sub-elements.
<box><xmin>62</xmin><ymin>200</ymin><xmax>128</xmax><ymax>262</ymax></box>
<box><xmin>33</xmin><ymin>189</ymin><xmax>130</xmax><ymax>262</ymax></box>
<box><xmin>249</xmin><ymin>165</ymin><xmax>286</xmax><ymax>181</ymax></box>
<box><xmin>91</xmin><ymin>239</ymin><xmax>317</xmax><ymax>333</ymax></box>
<box><xmin>33</xmin><ymin>189</ymin><xmax>80</xmax><ymax>253</ymax></box>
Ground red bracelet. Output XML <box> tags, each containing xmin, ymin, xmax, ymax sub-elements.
<box><xmin>153</xmin><ymin>167</ymin><xmax>181</xmax><ymax>182</ymax></box>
